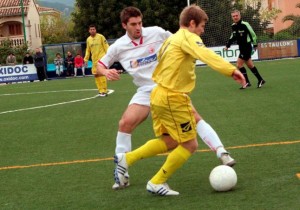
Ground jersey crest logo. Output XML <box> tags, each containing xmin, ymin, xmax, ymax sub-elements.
<box><xmin>148</xmin><ymin>46</ymin><xmax>155</xmax><ymax>54</ymax></box>
<box><xmin>238</xmin><ymin>30</ymin><xmax>244</xmax><ymax>36</ymax></box>
<box><xmin>196</xmin><ymin>41</ymin><xmax>204</xmax><ymax>47</ymax></box>
<box><xmin>180</xmin><ymin>121</ymin><xmax>192</xmax><ymax>133</ymax></box>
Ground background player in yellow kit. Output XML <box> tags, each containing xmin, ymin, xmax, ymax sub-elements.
<box><xmin>114</xmin><ymin>5</ymin><xmax>245</xmax><ymax>195</ymax></box>
<box><xmin>84</xmin><ymin>25</ymin><xmax>109</xmax><ymax>96</ymax></box>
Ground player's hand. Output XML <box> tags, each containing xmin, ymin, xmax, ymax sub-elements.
<box><xmin>224</xmin><ymin>47</ymin><xmax>228</xmax><ymax>51</ymax></box>
<box><xmin>105</xmin><ymin>69</ymin><xmax>120</xmax><ymax>81</ymax></box>
<box><xmin>232</xmin><ymin>69</ymin><xmax>246</xmax><ymax>86</ymax></box>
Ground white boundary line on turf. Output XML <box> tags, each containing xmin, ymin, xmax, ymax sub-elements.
<box><xmin>0</xmin><ymin>89</ymin><xmax>98</xmax><ymax>96</ymax></box>
<box><xmin>0</xmin><ymin>89</ymin><xmax>114</xmax><ymax>115</ymax></box>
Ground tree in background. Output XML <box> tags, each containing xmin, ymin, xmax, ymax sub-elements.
<box><xmin>71</xmin><ymin>0</ymin><xmax>196</xmax><ymax>41</ymax></box>
<box><xmin>40</xmin><ymin>15</ymin><xmax>75</xmax><ymax>44</ymax></box>
<box><xmin>275</xmin><ymin>3</ymin><xmax>300</xmax><ymax>40</ymax></box>
<box><xmin>0</xmin><ymin>39</ymin><xmax>28</xmax><ymax>65</ymax></box>
<box><xmin>71</xmin><ymin>0</ymin><xmax>282</xmax><ymax>44</ymax></box>
<box><xmin>196</xmin><ymin>0</ymin><xmax>234</xmax><ymax>47</ymax></box>
<box><xmin>138</xmin><ymin>1</ymin><xmax>189</xmax><ymax>34</ymax></box>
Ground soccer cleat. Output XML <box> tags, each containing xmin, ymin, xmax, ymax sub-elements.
<box><xmin>113</xmin><ymin>153</ymin><xmax>128</xmax><ymax>188</ymax></box>
<box><xmin>239</xmin><ymin>83</ymin><xmax>251</xmax><ymax>89</ymax></box>
<box><xmin>112</xmin><ymin>172</ymin><xmax>130</xmax><ymax>190</ymax></box>
<box><xmin>257</xmin><ymin>80</ymin><xmax>266</xmax><ymax>88</ymax></box>
<box><xmin>146</xmin><ymin>181</ymin><xmax>179</xmax><ymax>196</ymax></box>
<box><xmin>220</xmin><ymin>153</ymin><xmax>236</xmax><ymax>167</ymax></box>
<box><xmin>97</xmin><ymin>92</ymin><xmax>108</xmax><ymax>97</ymax></box>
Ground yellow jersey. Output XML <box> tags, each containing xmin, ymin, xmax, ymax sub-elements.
<box><xmin>84</xmin><ymin>33</ymin><xmax>109</xmax><ymax>66</ymax></box>
<box><xmin>153</xmin><ymin>28</ymin><xmax>236</xmax><ymax>93</ymax></box>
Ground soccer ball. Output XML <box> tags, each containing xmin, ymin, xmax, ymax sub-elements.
<box><xmin>209</xmin><ymin>165</ymin><xmax>237</xmax><ymax>192</ymax></box>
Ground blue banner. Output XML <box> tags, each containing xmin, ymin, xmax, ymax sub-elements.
<box><xmin>298</xmin><ymin>39</ymin><xmax>300</xmax><ymax>56</ymax></box>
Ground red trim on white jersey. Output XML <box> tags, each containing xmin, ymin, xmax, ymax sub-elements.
<box><xmin>131</xmin><ymin>36</ymin><xmax>143</xmax><ymax>46</ymax></box>
<box><xmin>98</xmin><ymin>60</ymin><xmax>107</xmax><ymax>68</ymax></box>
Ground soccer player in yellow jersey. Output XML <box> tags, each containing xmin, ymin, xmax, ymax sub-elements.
<box><xmin>114</xmin><ymin>5</ymin><xmax>245</xmax><ymax>195</ymax></box>
<box><xmin>84</xmin><ymin>25</ymin><xmax>109</xmax><ymax>96</ymax></box>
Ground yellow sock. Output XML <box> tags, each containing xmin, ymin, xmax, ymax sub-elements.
<box><xmin>126</xmin><ymin>138</ymin><xmax>168</xmax><ymax>166</ymax></box>
<box><xmin>150</xmin><ymin>145</ymin><xmax>191</xmax><ymax>184</ymax></box>
<box><xmin>95</xmin><ymin>76</ymin><xmax>107</xmax><ymax>93</ymax></box>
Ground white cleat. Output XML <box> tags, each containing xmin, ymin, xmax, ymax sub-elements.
<box><xmin>112</xmin><ymin>172</ymin><xmax>130</xmax><ymax>190</ymax></box>
<box><xmin>113</xmin><ymin>153</ymin><xmax>128</xmax><ymax>188</ymax></box>
<box><xmin>146</xmin><ymin>181</ymin><xmax>179</xmax><ymax>196</ymax></box>
<box><xmin>220</xmin><ymin>153</ymin><xmax>236</xmax><ymax>167</ymax></box>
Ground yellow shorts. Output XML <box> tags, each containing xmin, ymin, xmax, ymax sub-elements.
<box><xmin>150</xmin><ymin>86</ymin><xmax>196</xmax><ymax>143</ymax></box>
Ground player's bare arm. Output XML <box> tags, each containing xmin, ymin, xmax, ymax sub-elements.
<box><xmin>232</xmin><ymin>69</ymin><xmax>246</xmax><ymax>86</ymax></box>
<box><xmin>97</xmin><ymin>63</ymin><xmax>120</xmax><ymax>81</ymax></box>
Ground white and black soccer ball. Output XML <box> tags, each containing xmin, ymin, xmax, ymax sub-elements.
<box><xmin>209</xmin><ymin>165</ymin><xmax>237</xmax><ymax>192</ymax></box>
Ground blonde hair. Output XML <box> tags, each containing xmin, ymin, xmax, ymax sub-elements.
<box><xmin>179</xmin><ymin>5</ymin><xmax>208</xmax><ymax>27</ymax></box>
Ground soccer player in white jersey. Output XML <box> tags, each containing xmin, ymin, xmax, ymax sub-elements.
<box><xmin>97</xmin><ymin>6</ymin><xmax>236</xmax><ymax>190</ymax></box>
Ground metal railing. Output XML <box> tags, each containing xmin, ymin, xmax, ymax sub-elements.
<box><xmin>0</xmin><ymin>36</ymin><xmax>25</xmax><ymax>47</ymax></box>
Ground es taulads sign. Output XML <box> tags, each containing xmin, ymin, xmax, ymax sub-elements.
<box><xmin>258</xmin><ymin>40</ymin><xmax>298</xmax><ymax>59</ymax></box>
<box><xmin>0</xmin><ymin>64</ymin><xmax>38</xmax><ymax>83</ymax></box>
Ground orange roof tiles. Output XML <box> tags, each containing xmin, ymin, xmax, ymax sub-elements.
<box><xmin>0</xmin><ymin>0</ymin><xmax>30</xmax><ymax>7</ymax></box>
<box><xmin>0</xmin><ymin>0</ymin><xmax>30</xmax><ymax>17</ymax></box>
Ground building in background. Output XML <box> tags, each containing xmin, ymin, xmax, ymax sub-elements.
<box><xmin>237</xmin><ymin>0</ymin><xmax>299</xmax><ymax>34</ymax></box>
<box><xmin>262</xmin><ymin>0</ymin><xmax>300</xmax><ymax>34</ymax></box>
<box><xmin>0</xmin><ymin>0</ymin><xmax>60</xmax><ymax>50</ymax></box>
<box><xmin>0</xmin><ymin>0</ymin><xmax>41</xmax><ymax>50</ymax></box>
<box><xmin>38</xmin><ymin>5</ymin><xmax>61</xmax><ymax>24</ymax></box>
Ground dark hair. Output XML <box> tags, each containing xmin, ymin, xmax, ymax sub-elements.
<box><xmin>89</xmin><ymin>24</ymin><xmax>96</xmax><ymax>29</ymax></box>
<box><xmin>56</xmin><ymin>53</ymin><xmax>61</xmax><ymax>56</ymax></box>
<box><xmin>120</xmin><ymin>6</ymin><xmax>143</xmax><ymax>24</ymax></box>
<box><xmin>179</xmin><ymin>5</ymin><xmax>208</xmax><ymax>27</ymax></box>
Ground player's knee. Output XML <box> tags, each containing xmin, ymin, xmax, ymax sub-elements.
<box><xmin>193</xmin><ymin>111</ymin><xmax>202</xmax><ymax>122</ymax></box>
<box><xmin>162</xmin><ymin>135</ymin><xmax>178</xmax><ymax>150</ymax></box>
<box><xmin>182</xmin><ymin>139</ymin><xmax>198</xmax><ymax>153</ymax></box>
<box><xmin>118</xmin><ymin>117</ymin><xmax>136</xmax><ymax>131</ymax></box>
<box><xmin>190</xmin><ymin>140</ymin><xmax>198</xmax><ymax>153</ymax></box>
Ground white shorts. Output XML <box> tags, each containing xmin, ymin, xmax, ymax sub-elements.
<box><xmin>129</xmin><ymin>85</ymin><xmax>156</xmax><ymax>106</ymax></box>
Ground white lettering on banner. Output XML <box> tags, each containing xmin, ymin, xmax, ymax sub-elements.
<box><xmin>261</xmin><ymin>41</ymin><xmax>294</xmax><ymax>48</ymax></box>
<box><xmin>269</xmin><ymin>41</ymin><xmax>294</xmax><ymax>48</ymax></box>
<box><xmin>0</xmin><ymin>75</ymin><xmax>30</xmax><ymax>82</ymax></box>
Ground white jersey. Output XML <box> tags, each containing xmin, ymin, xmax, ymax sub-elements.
<box><xmin>99</xmin><ymin>26</ymin><xmax>171</xmax><ymax>90</ymax></box>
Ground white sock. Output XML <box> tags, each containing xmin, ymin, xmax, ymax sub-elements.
<box><xmin>74</xmin><ymin>68</ymin><xmax>77</xmax><ymax>75</ymax></box>
<box><xmin>115</xmin><ymin>131</ymin><xmax>132</xmax><ymax>154</ymax></box>
<box><xmin>196</xmin><ymin>120</ymin><xmax>227</xmax><ymax>158</ymax></box>
<box><xmin>216</xmin><ymin>147</ymin><xmax>227</xmax><ymax>158</ymax></box>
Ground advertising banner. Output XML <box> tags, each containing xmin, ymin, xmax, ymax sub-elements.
<box><xmin>196</xmin><ymin>44</ymin><xmax>258</xmax><ymax>65</ymax></box>
<box><xmin>0</xmin><ymin>64</ymin><xmax>38</xmax><ymax>83</ymax></box>
<box><xmin>298</xmin><ymin>39</ymin><xmax>300</xmax><ymax>56</ymax></box>
<box><xmin>258</xmin><ymin>40</ymin><xmax>298</xmax><ymax>59</ymax></box>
